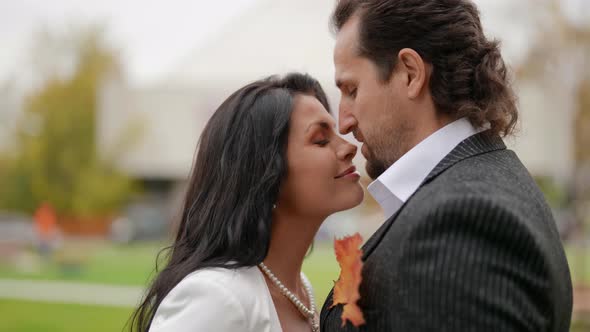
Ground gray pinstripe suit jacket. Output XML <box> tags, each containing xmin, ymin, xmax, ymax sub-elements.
<box><xmin>320</xmin><ymin>131</ymin><xmax>573</xmax><ymax>331</ymax></box>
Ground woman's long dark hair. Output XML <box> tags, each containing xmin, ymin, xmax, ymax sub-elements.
<box><xmin>129</xmin><ymin>73</ymin><xmax>330</xmax><ymax>332</ymax></box>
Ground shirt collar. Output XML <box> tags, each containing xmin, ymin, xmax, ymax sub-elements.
<box><xmin>367</xmin><ymin>118</ymin><xmax>483</xmax><ymax>219</ymax></box>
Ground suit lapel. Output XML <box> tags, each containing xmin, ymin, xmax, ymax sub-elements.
<box><xmin>422</xmin><ymin>130</ymin><xmax>506</xmax><ymax>185</ymax></box>
<box><xmin>320</xmin><ymin>205</ymin><xmax>405</xmax><ymax>329</ymax></box>
<box><xmin>320</xmin><ymin>288</ymin><xmax>335</xmax><ymax>330</ymax></box>
<box><xmin>320</xmin><ymin>207</ymin><xmax>404</xmax><ymax>329</ymax></box>
<box><xmin>361</xmin><ymin>207</ymin><xmax>403</xmax><ymax>260</ymax></box>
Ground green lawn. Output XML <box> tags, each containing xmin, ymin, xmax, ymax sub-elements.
<box><xmin>5</xmin><ymin>241</ymin><xmax>585</xmax><ymax>302</ymax></box>
<box><xmin>566</xmin><ymin>246</ymin><xmax>590</xmax><ymax>285</ymax></box>
<box><xmin>303</xmin><ymin>244</ymin><xmax>340</xmax><ymax>302</ymax></box>
<box><xmin>2</xmin><ymin>241</ymin><xmax>589</xmax><ymax>331</ymax></box>
<box><xmin>0</xmin><ymin>241</ymin><xmax>340</xmax><ymax>301</ymax></box>
<box><xmin>0</xmin><ymin>299</ymin><xmax>133</xmax><ymax>332</ymax></box>
<box><xmin>0</xmin><ymin>242</ymin><xmax>164</xmax><ymax>286</ymax></box>
<box><xmin>0</xmin><ymin>241</ymin><xmax>340</xmax><ymax>332</ymax></box>
<box><xmin>1</xmin><ymin>299</ymin><xmax>587</xmax><ymax>332</ymax></box>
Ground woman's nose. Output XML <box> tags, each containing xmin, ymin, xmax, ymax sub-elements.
<box><xmin>337</xmin><ymin>140</ymin><xmax>357</xmax><ymax>161</ymax></box>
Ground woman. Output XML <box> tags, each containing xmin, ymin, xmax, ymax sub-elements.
<box><xmin>131</xmin><ymin>73</ymin><xmax>364</xmax><ymax>332</ymax></box>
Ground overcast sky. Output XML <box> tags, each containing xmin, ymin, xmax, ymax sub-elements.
<box><xmin>0</xmin><ymin>0</ymin><xmax>257</xmax><ymax>86</ymax></box>
<box><xmin>0</xmin><ymin>0</ymin><xmax>587</xmax><ymax>87</ymax></box>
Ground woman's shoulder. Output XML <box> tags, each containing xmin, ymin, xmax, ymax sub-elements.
<box><xmin>178</xmin><ymin>265</ymin><xmax>268</xmax><ymax>299</ymax></box>
<box><xmin>183</xmin><ymin>265</ymin><xmax>262</xmax><ymax>283</ymax></box>
<box><xmin>149</xmin><ymin>265</ymin><xmax>279</xmax><ymax>332</ymax></box>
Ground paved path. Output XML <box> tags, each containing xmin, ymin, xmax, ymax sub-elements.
<box><xmin>4</xmin><ymin>278</ymin><xmax>590</xmax><ymax>317</ymax></box>
<box><xmin>0</xmin><ymin>279</ymin><xmax>144</xmax><ymax>307</ymax></box>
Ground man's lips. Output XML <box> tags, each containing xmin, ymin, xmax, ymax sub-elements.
<box><xmin>335</xmin><ymin>166</ymin><xmax>357</xmax><ymax>179</ymax></box>
<box><xmin>360</xmin><ymin>144</ymin><xmax>369</xmax><ymax>159</ymax></box>
<box><xmin>353</xmin><ymin>130</ymin><xmax>364</xmax><ymax>143</ymax></box>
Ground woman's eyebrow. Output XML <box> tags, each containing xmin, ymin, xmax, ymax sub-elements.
<box><xmin>305</xmin><ymin>121</ymin><xmax>335</xmax><ymax>133</ymax></box>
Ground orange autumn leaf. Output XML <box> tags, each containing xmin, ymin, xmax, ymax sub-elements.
<box><xmin>331</xmin><ymin>233</ymin><xmax>366</xmax><ymax>327</ymax></box>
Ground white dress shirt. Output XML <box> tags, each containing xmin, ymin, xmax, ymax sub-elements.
<box><xmin>368</xmin><ymin>118</ymin><xmax>483</xmax><ymax>219</ymax></box>
<box><xmin>149</xmin><ymin>266</ymin><xmax>283</xmax><ymax>332</ymax></box>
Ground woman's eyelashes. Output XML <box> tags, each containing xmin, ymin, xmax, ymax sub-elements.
<box><xmin>311</xmin><ymin>131</ymin><xmax>330</xmax><ymax>147</ymax></box>
<box><xmin>314</xmin><ymin>139</ymin><xmax>330</xmax><ymax>147</ymax></box>
<box><xmin>309</xmin><ymin>122</ymin><xmax>335</xmax><ymax>147</ymax></box>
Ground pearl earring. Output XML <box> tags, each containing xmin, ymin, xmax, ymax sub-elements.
<box><xmin>273</xmin><ymin>204</ymin><xmax>277</xmax><ymax>209</ymax></box>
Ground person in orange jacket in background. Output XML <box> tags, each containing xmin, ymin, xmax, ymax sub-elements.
<box><xmin>33</xmin><ymin>202</ymin><xmax>59</xmax><ymax>259</ymax></box>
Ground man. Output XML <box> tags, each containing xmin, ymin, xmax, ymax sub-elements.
<box><xmin>320</xmin><ymin>0</ymin><xmax>573</xmax><ymax>331</ymax></box>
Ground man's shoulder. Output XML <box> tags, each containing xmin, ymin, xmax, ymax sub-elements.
<box><xmin>397</xmin><ymin>148</ymin><xmax>554</xmax><ymax>236</ymax></box>
<box><xmin>433</xmin><ymin>148</ymin><xmax>526</xmax><ymax>184</ymax></box>
<box><xmin>418</xmin><ymin>148</ymin><xmax>544</xmax><ymax>207</ymax></box>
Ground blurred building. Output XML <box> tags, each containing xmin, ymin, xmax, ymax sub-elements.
<box><xmin>97</xmin><ymin>0</ymin><xmax>340</xmax><ymax>182</ymax></box>
<box><xmin>96</xmin><ymin>0</ymin><xmax>581</xmax><ymax>235</ymax></box>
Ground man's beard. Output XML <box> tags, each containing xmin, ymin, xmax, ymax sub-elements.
<box><xmin>363</xmin><ymin>126</ymin><xmax>413</xmax><ymax>180</ymax></box>
<box><xmin>365</xmin><ymin>146</ymin><xmax>389</xmax><ymax>180</ymax></box>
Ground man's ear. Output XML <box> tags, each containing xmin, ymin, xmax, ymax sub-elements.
<box><xmin>397</xmin><ymin>48</ymin><xmax>428</xmax><ymax>99</ymax></box>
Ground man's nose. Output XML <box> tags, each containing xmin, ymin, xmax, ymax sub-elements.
<box><xmin>338</xmin><ymin>103</ymin><xmax>356</xmax><ymax>135</ymax></box>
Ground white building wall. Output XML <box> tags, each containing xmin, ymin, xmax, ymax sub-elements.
<box><xmin>96</xmin><ymin>0</ymin><xmax>576</xmax><ymax>182</ymax></box>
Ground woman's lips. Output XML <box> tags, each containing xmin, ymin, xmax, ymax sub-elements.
<box><xmin>335</xmin><ymin>166</ymin><xmax>357</xmax><ymax>179</ymax></box>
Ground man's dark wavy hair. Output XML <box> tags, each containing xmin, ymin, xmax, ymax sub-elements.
<box><xmin>332</xmin><ymin>0</ymin><xmax>518</xmax><ymax>137</ymax></box>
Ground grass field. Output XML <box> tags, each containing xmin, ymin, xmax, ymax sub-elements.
<box><xmin>1</xmin><ymin>241</ymin><xmax>589</xmax><ymax>331</ymax></box>
<box><xmin>0</xmin><ymin>241</ymin><xmax>339</xmax><ymax>300</ymax></box>
<box><xmin>0</xmin><ymin>299</ymin><xmax>133</xmax><ymax>332</ymax></box>
<box><xmin>0</xmin><ymin>242</ymin><xmax>163</xmax><ymax>286</ymax></box>
<box><xmin>0</xmin><ymin>241</ymin><xmax>340</xmax><ymax>332</ymax></box>
<box><xmin>566</xmin><ymin>246</ymin><xmax>590</xmax><ymax>285</ymax></box>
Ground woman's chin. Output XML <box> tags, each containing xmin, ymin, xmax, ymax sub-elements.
<box><xmin>335</xmin><ymin>186</ymin><xmax>365</xmax><ymax>212</ymax></box>
<box><xmin>351</xmin><ymin>186</ymin><xmax>365</xmax><ymax>207</ymax></box>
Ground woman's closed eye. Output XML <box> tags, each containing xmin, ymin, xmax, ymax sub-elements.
<box><xmin>314</xmin><ymin>139</ymin><xmax>330</xmax><ymax>147</ymax></box>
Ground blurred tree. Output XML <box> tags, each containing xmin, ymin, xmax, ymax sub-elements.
<box><xmin>518</xmin><ymin>0</ymin><xmax>590</xmax><ymax>232</ymax></box>
<box><xmin>0</xmin><ymin>26</ymin><xmax>138</xmax><ymax>221</ymax></box>
<box><xmin>576</xmin><ymin>77</ymin><xmax>590</xmax><ymax>230</ymax></box>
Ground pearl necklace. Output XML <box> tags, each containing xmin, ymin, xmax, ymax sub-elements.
<box><xmin>258</xmin><ymin>262</ymin><xmax>319</xmax><ymax>332</ymax></box>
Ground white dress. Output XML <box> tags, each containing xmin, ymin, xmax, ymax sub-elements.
<box><xmin>149</xmin><ymin>266</ymin><xmax>284</xmax><ymax>332</ymax></box>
